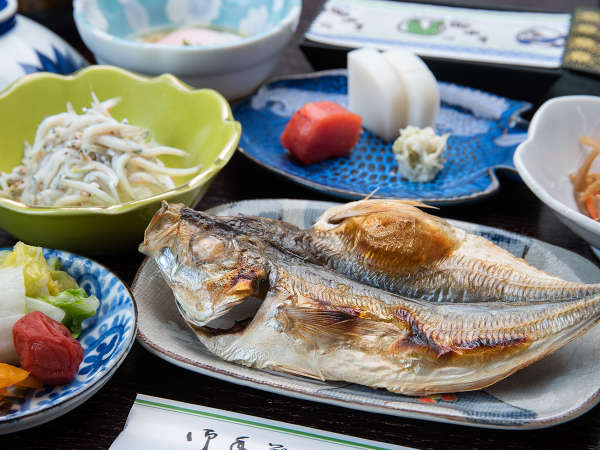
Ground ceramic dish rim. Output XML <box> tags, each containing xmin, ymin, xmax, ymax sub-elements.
<box><xmin>236</xmin><ymin>69</ymin><xmax>529</xmax><ymax>205</ymax></box>
<box><xmin>132</xmin><ymin>198</ymin><xmax>600</xmax><ymax>430</ymax></box>
<box><xmin>0</xmin><ymin>247</ymin><xmax>138</xmax><ymax>431</ymax></box>
<box><xmin>0</xmin><ymin>65</ymin><xmax>241</xmax><ymax>216</ymax></box>
<box><xmin>0</xmin><ymin>359</ymin><xmax>119</xmax><ymax>434</ymax></box>
<box><xmin>514</xmin><ymin>95</ymin><xmax>600</xmax><ymax>236</ymax></box>
<box><xmin>0</xmin><ymin>0</ymin><xmax>17</xmax><ymax>23</ymax></box>
<box><xmin>73</xmin><ymin>0</ymin><xmax>301</xmax><ymax>53</ymax></box>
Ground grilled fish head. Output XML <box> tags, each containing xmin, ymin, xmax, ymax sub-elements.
<box><xmin>140</xmin><ymin>202</ymin><xmax>270</xmax><ymax>328</ymax></box>
<box><xmin>312</xmin><ymin>199</ymin><xmax>462</xmax><ymax>271</ymax></box>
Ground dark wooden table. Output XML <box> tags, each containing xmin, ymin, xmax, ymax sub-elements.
<box><xmin>3</xmin><ymin>1</ymin><xmax>600</xmax><ymax>448</ymax></box>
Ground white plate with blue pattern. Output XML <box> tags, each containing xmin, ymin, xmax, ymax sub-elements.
<box><xmin>0</xmin><ymin>248</ymin><xmax>137</xmax><ymax>435</ymax></box>
<box><xmin>234</xmin><ymin>70</ymin><xmax>530</xmax><ymax>204</ymax></box>
<box><xmin>135</xmin><ymin>199</ymin><xmax>600</xmax><ymax>429</ymax></box>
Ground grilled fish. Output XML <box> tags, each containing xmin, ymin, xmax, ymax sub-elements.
<box><xmin>214</xmin><ymin>199</ymin><xmax>600</xmax><ymax>303</ymax></box>
<box><xmin>140</xmin><ymin>203</ymin><xmax>600</xmax><ymax>395</ymax></box>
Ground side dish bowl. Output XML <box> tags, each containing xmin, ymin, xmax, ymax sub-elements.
<box><xmin>0</xmin><ymin>247</ymin><xmax>136</xmax><ymax>434</ymax></box>
<box><xmin>514</xmin><ymin>96</ymin><xmax>600</xmax><ymax>249</ymax></box>
<box><xmin>0</xmin><ymin>65</ymin><xmax>240</xmax><ymax>254</ymax></box>
<box><xmin>73</xmin><ymin>0</ymin><xmax>301</xmax><ymax>100</ymax></box>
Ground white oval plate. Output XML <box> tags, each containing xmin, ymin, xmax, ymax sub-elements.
<box><xmin>133</xmin><ymin>199</ymin><xmax>600</xmax><ymax>430</ymax></box>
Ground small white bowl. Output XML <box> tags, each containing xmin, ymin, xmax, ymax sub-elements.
<box><xmin>514</xmin><ymin>96</ymin><xmax>600</xmax><ymax>250</ymax></box>
<box><xmin>73</xmin><ymin>0</ymin><xmax>301</xmax><ymax>100</ymax></box>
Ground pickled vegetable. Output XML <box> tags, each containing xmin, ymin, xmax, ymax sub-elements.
<box><xmin>13</xmin><ymin>312</ymin><xmax>84</xmax><ymax>385</ymax></box>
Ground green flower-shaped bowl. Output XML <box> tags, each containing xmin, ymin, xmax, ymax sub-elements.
<box><xmin>0</xmin><ymin>65</ymin><xmax>240</xmax><ymax>254</ymax></box>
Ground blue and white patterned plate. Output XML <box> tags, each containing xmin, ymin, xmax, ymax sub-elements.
<box><xmin>135</xmin><ymin>199</ymin><xmax>600</xmax><ymax>429</ymax></box>
<box><xmin>0</xmin><ymin>248</ymin><xmax>137</xmax><ymax>434</ymax></box>
<box><xmin>233</xmin><ymin>70</ymin><xmax>530</xmax><ymax>204</ymax></box>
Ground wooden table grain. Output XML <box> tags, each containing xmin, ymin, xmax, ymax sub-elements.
<box><xmin>3</xmin><ymin>1</ymin><xmax>600</xmax><ymax>448</ymax></box>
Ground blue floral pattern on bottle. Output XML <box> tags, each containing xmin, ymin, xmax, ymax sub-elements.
<box><xmin>20</xmin><ymin>46</ymin><xmax>84</xmax><ymax>75</ymax></box>
<box><xmin>0</xmin><ymin>249</ymin><xmax>136</xmax><ymax>424</ymax></box>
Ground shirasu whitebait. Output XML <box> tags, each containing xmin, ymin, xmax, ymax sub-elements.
<box><xmin>0</xmin><ymin>94</ymin><xmax>200</xmax><ymax>207</ymax></box>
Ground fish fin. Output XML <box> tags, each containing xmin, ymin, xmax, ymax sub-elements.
<box><xmin>319</xmin><ymin>199</ymin><xmax>437</xmax><ymax>226</ymax></box>
<box><xmin>205</xmin><ymin>263</ymin><xmax>269</xmax><ymax>307</ymax></box>
<box><xmin>270</xmin><ymin>365</ymin><xmax>326</xmax><ymax>381</ymax></box>
<box><xmin>279</xmin><ymin>306</ymin><xmax>401</xmax><ymax>339</ymax></box>
<box><xmin>362</xmin><ymin>186</ymin><xmax>381</xmax><ymax>201</ymax></box>
<box><xmin>225</xmin><ymin>278</ymin><xmax>256</xmax><ymax>297</ymax></box>
<box><xmin>139</xmin><ymin>202</ymin><xmax>185</xmax><ymax>255</ymax></box>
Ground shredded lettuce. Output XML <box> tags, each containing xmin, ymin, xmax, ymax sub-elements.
<box><xmin>0</xmin><ymin>266</ymin><xmax>26</xmax><ymax>316</ymax></box>
<box><xmin>0</xmin><ymin>250</ymin><xmax>10</xmax><ymax>266</ymax></box>
<box><xmin>1</xmin><ymin>243</ymin><xmax>99</xmax><ymax>337</ymax></box>
<box><xmin>38</xmin><ymin>289</ymin><xmax>99</xmax><ymax>338</ymax></box>
<box><xmin>25</xmin><ymin>297</ymin><xmax>65</xmax><ymax>323</ymax></box>
<box><xmin>1</xmin><ymin>242</ymin><xmax>78</xmax><ymax>298</ymax></box>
